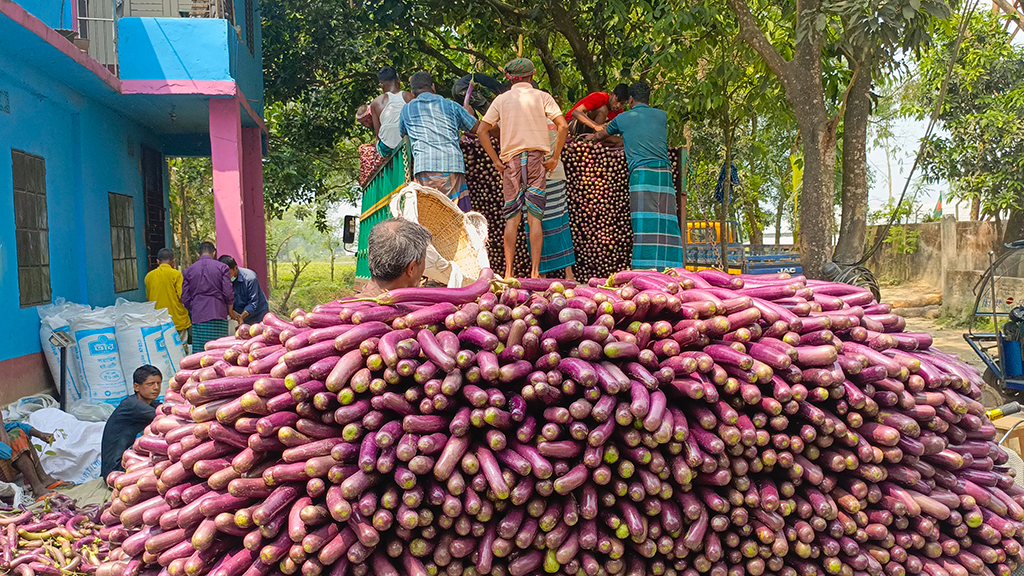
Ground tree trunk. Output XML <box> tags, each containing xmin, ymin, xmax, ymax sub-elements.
<box><xmin>1006</xmin><ymin>208</ymin><xmax>1024</xmax><ymax>244</ymax></box>
<box><xmin>533</xmin><ymin>32</ymin><xmax>564</xmax><ymax>104</ymax></box>
<box><xmin>548</xmin><ymin>2</ymin><xmax>601</xmax><ymax>91</ymax></box>
<box><xmin>180</xmin><ymin>177</ymin><xmax>190</xmax><ymax>267</ymax></box>
<box><xmin>775</xmin><ymin>177</ymin><xmax>785</xmax><ymax>245</ymax></box>
<box><xmin>330</xmin><ymin>252</ymin><xmax>336</xmax><ymax>282</ymax></box>
<box><xmin>834</xmin><ymin>60</ymin><xmax>872</xmax><ymax>264</ymax></box>
<box><xmin>971</xmin><ymin>196</ymin><xmax>981</xmax><ymax>220</ymax></box>
<box><xmin>746</xmin><ymin>200</ymin><xmax>764</xmax><ymax>245</ymax></box>
<box><xmin>727</xmin><ymin>0</ymin><xmax>837</xmax><ymax>277</ymax></box>
<box><xmin>795</xmin><ymin>111</ymin><xmax>836</xmax><ymax>278</ymax></box>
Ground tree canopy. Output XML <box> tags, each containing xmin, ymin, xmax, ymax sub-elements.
<box><xmin>257</xmin><ymin>0</ymin><xmax>1023</xmax><ymax>275</ymax></box>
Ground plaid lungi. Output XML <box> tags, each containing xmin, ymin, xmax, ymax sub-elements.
<box><xmin>535</xmin><ymin>180</ymin><xmax>576</xmax><ymax>274</ymax></box>
<box><xmin>629</xmin><ymin>162</ymin><xmax>683</xmax><ymax>270</ymax></box>
<box><xmin>502</xmin><ymin>151</ymin><xmax>546</xmax><ymax>220</ymax></box>
<box><xmin>416</xmin><ymin>172</ymin><xmax>471</xmax><ymax>212</ymax></box>
<box><xmin>192</xmin><ymin>319</ymin><xmax>229</xmax><ymax>352</ymax></box>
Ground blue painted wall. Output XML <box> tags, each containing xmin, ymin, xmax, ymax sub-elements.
<box><xmin>227</xmin><ymin>0</ymin><xmax>263</xmax><ymax>115</ymax></box>
<box><xmin>119</xmin><ymin>18</ymin><xmax>233</xmax><ymax>82</ymax></box>
<box><xmin>16</xmin><ymin>0</ymin><xmax>73</xmax><ymax>31</ymax></box>
<box><xmin>0</xmin><ymin>53</ymin><xmax>163</xmax><ymax>363</ymax></box>
<box><xmin>119</xmin><ymin>16</ymin><xmax>264</xmax><ymax>116</ymax></box>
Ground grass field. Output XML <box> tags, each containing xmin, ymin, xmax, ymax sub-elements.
<box><xmin>268</xmin><ymin>258</ymin><xmax>357</xmax><ymax>315</ymax></box>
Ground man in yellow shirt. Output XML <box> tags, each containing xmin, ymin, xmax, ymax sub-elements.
<box><xmin>145</xmin><ymin>248</ymin><xmax>191</xmax><ymax>346</ymax></box>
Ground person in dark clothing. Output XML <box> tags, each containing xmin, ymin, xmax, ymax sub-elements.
<box><xmin>218</xmin><ymin>255</ymin><xmax>270</xmax><ymax>325</ymax></box>
<box><xmin>452</xmin><ymin>73</ymin><xmax>509</xmax><ymax>116</ymax></box>
<box><xmin>101</xmin><ymin>365</ymin><xmax>162</xmax><ymax>478</ymax></box>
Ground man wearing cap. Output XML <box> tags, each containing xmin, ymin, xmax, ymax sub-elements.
<box><xmin>477</xmin><ymin>58</ymin><xmax>568</xmax><ymax>279</ymax></box>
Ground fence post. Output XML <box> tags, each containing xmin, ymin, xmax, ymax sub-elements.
<box><xmin>940</xmin><ymin>214</ymin><xmax>956</xmax><ymax>312</ymax></box>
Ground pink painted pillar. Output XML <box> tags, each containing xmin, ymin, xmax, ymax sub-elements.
<box><xmin>241</xmin><ymin>126</ymin><xmax>268</xmax><ymax>294</ymax></box>
<box><xmin>209</xmin><ymin>98</ymin><xmax>245</xmax><ymax>265</ymax></box>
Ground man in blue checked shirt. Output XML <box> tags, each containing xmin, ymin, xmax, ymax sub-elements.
<box><xmin>399</xmin><ymin>71</ymin><xmax>480</xmax><ymax>212</ymax></box>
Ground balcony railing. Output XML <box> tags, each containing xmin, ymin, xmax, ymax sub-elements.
<box><xmin>76</xmin><ymin>0</ymin><xmax>117</xmax><ymax>71</ymax></box>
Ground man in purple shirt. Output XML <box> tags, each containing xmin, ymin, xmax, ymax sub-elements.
<box><xmin>182</xmin><ymin>242</ymin><xmax>234</xmax><ymax>352</ymax></box>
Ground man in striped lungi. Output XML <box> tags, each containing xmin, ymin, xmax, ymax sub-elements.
<box><xmin>476</xmin><ymin>58</ymin><xmax>568</xmax><ymax>279</ymax></box>
<box><xmin>593</xmin><ymin>81</ymin><xmax>683</xmax><ymax>270</ymax></box>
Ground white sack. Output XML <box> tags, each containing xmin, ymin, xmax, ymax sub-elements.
<box><xmin>70</xmin><ymin>308</ymin><xmax>129</xmax><ymax>407</ymax></box>
<box><xmin>27</xmin><ymin>408</ymin><xmax>105</xmax><ymax>485</ymax></box>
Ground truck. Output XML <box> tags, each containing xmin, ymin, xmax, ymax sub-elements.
<box><xmin>684</xmin><ymin>220</ymin><xmax>802</xmax><ymax>276</ymax></box>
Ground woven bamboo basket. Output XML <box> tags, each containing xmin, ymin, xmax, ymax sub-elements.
<box><xmin>389</xmin><ymin>183</ymin><xmax>489</xmax><ymax>287</ymax></box>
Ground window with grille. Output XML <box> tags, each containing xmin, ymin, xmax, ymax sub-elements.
<box><xmin>244</xmin><ymin>0</ymin><xmax>253</xmax><ymax>54</ymax></box>
<box><xmin>109</xmin><ymin>192</ymin><xmax>139</xmax><ymax>293</ymax></box>
<box><xmin>11</xmin><ymin>150</ymin><xmax>51</xmax><ymax>308</ymax></box>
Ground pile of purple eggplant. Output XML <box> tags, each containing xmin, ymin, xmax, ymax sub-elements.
<box><xmin>95</xmin><ymin>267</ymin><xmax>1023</xmax><ymax>576</ymax></box>
<box><xmin>0</xmin><ymin>493</ymin><xmax>105</xmax><ymax>576</ymax></box>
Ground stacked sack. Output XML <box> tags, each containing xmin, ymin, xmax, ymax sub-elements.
<box><xmin>37</xmin><ymin>298</ymin><xmax>186</xmax><ymax>415</ymax></box>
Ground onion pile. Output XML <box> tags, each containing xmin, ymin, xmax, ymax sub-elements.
<box><xmin>460</xmin><ymin>138</ymin><xmax>683</xmax><ymax>279</ymax></box>
<box><xmin>95</xmin><ymin>268</ymin><xmax>1023</xmax><ymax>576</ymax></box>
<box><xmin>0</xmin><ymin>493</ymin><xmax>105</xmax><ymax>575</ymax></box>
<box><xmin>359</xmin><ymin>145</ymin><xmax>383</xmax><ymax>189</ymax></box>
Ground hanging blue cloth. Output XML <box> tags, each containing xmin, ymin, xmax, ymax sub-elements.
<box><xmin>714</xmin><ymin>163</ymin><xmax>740</xmax><ymax>203</ymax></box>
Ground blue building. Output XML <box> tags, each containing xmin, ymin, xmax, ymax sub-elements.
<box><xmin>0</xmin><ymin>0</ymin><xmax>267</xmax><ymax>403</ymax></box>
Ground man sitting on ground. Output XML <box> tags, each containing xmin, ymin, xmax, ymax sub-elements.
<box><xmin>101</xmin><ymin>365</ymin><xmax>163</xmax><ymax>478</ymax></box>
<box><xmin>358</xmin><ymin>218</ymin><xmax>433</xmax><ymax>297</ymax></box>
<box><xmin>0</xmin><ymin>419</ymin><xmax>66</xmax><ymax>499</ymax></box>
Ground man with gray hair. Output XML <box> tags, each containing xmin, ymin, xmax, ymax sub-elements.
<box><xmin>359</xmin><ymin>218</ymin><xmax>433</xmax><ymax>297</ymax></box>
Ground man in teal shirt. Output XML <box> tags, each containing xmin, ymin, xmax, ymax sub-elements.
<box><xmin>594</xmin><ymin>81</ymin><xmax>683</xmax><ymax>270</ymax></box>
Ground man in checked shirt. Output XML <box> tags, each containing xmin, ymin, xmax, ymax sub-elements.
<box><xmin>400</xmin><ymin>71</ymin><xmax>479</xmax><ymax>212</ymax></box>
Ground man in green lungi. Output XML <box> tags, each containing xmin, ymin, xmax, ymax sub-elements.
<box><xmin>592</xmin><ymin>81</ymin><xmax>683</xmax><ymax>270</ymax></box>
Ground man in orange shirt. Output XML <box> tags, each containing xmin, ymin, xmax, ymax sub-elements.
<box><xmin>477</xmin><ymin>58</ymin><xmax>568</xmax><ymax>279</ymax></box>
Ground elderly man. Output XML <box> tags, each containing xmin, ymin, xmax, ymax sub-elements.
<box><xmin>477</xmin><ymin>58</ymin><xmax>568</xmax><ymax>279</ymax></box>
<box><xmin>594</xmin><ymin>81</ymin><xmax>683</xmax><ymax>270</ymax></box>
<box><xmin>400</xmin><ymin>71</ymin><xmax>479</xmax><ymax>211</ymax></box>
<box><xmin>359</xmin><ymin>218</ymin><xmax>433</xmax><ymax>297</ymax></box>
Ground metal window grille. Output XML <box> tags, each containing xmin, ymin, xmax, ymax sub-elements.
<box><xmin>12</xmin><ymin>150</ymin><xmax>51</xmax><ymax>308</ymax></box>
<box><xmin>108</xmin><ymin>192</ymin><xmax>139</xmax><ymax>293</ymax></box>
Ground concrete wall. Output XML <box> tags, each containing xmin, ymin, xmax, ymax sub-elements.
<box><xmin>865</xmin><ymin>222</ymin><xmax>943</xmax><ymax>287</ymax></box>
<box><xmin>938</xmin><ymin>217</ymin><xmax>1024</xmax><ymax>315</ymax></box>
<box><xmin>0</xmin><ymin>44</ymin><xmax>164</xmax><ymax>403</ymax></box>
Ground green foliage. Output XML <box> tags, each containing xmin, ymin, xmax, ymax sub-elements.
<box><xmin>904</xmin><ymin>11</ymin><xmax>1024</xmax><ymax>218</ymax></box>
<box><xmin>263</xmin><ymin>101</ymin><xmax>362</xmax><ymax>232</ymax></box>
<box><xmin>167</xmin><ymin>158</ymin><xmax>214</xmax><ymax>265</ymax></box>
<box><xmin>269</xmin><ymin>260</ymin><xmax>356</xmax><ymax>316</ymax></box>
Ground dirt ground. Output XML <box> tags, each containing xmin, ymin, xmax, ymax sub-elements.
<box><xmin>879</xmin><ymin>280</ymin><xmax>1005</xmax><ymax>407</ymax></box>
